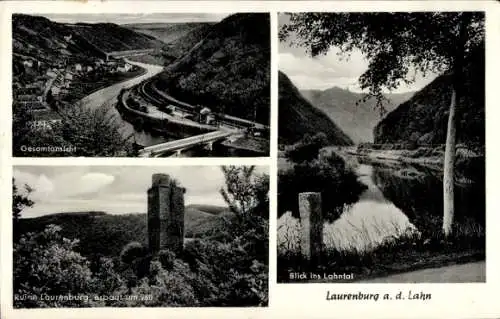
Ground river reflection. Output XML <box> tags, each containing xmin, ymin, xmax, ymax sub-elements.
<box><xmin>322</xmin><ymin>164</ymin><xmax>415</xmax><ymax>252</ymax></box>
<box><xmin>278</xmin><ymin>156</ymin><xmax>485</xmax><ymax>253</ymax></box>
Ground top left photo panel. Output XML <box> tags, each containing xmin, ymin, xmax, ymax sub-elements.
<box><xmin>12</xmin><ymin>12</ymin><xmax>270</xmax><ymax>158</ymax></box>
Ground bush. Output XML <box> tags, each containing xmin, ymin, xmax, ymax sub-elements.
<box><xmin>13</xmin><ymin>225</ymin><xmax>95</xmax><ymax>308</ymax></box>
<box><xmin>157</xmin><ymin>249</ymin><xmax>176</xmax><ymax>270</ymax></box>
<box><xmin>120</xmin><ymin>241</ymin><xmax>147</xmax><ymax>265</ymax></box>
<box><xmin>285</xmin><ymin>132</ymin><xmax>328</xmax><ymax>163</ymax></box>
<box><xmin>278</xmin><ymin>152</ymin><xmax>366</xmax><ymax>222</ymax></box>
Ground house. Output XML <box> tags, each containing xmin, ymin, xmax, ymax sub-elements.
<box><xmin>17</xmin><ymin>94</ymin><xmax>38</xmax><ymax>101</ymax></box>
<box><xmin>51</xmin><ymin>86</ymin><xmax>61</xmax><ymax>96</ymax></box>
<box><xmin>117</xmin><ymin>64</ymin><xmax>132</xmax><ymax>73</ymax></box>
<box><xmin>22</xmin><ymin>60</ymin><xmax>34</xmax><ymax>68</ymax></box>
<box><xmin>64</xmin><ymin>72</ymin><xmax>73</xmax><ymax>81</ymax></box>
<box><xmin>46</xmin><ymin>69</ymin><xmax>57</xmax><ymax>78</ymax></box>
<box><xmin>30</xmin><ymin>111</ymin><xmax>62</xmax><ymax>131</ymax></box>
<box><xmin>86</xmin><ymin>65</ymin><xmax>93</xmax><ymax>73</ymax></box>
<box><xmin>74</xmin><ymin>64</ymin><xmax>82</xmax><ymax>72</ymax></box>
<box><xmin>200</xmin><ymin>107</ymin><xmax>213</xmax><ymax>124</ymax></box>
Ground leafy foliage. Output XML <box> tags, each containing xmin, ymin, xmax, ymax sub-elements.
<box><xmin>284</xmin><ymin>132</ymin><xmax>328</xmax><ymax>163</ymax></box>
<box><xmin>12</xmin><ymin>178</ymin><xmax>34</xmax><ymax>222</ymax></box>
<box><xmin>13</xmin><ymin>102</ymin><xmax>135</xmax><ymax>157</ymax></box>
<box><xmin>279</xmin><ymin>149</ymin><xmax>366</xmax><ymax>222</ymax></box>
<box><xmin>120</xmin><ymin>241</ymin><xmax>148</xmax><ymax>265</ymax></box>
<box><xmin>220</xmin><ymin>166</ymin><xmax>269</xmax><ymax>221</ymax></box>
<box><xmin>13</xmin><ymin>225</ymin><xmax>95</xmax><ymax>308</ymax></box>
<box><xmin>374</xmin><ymin>45</ymin><xmax>484</xmax><ymax>146</ymax></box>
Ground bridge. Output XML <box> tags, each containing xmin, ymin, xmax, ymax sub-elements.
<box><xmin>138</xmin><ymin>129</ymin><xmax>240</xmax><ymax>157</ymax></box>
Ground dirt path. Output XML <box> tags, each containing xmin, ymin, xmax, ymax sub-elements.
<box><xmin>358</xmin><ymin>261</ymin><xmax>485</xmax><ymax>283</ymax></box>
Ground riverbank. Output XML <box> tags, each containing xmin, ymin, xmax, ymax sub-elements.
<box><xmin>277</xmin><ymin>143</ymin><xmax>485</xmax><ymax>284</ymax></box>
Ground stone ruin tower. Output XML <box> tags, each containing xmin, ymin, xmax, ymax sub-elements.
<box><xmin>147</xmin><ymin>173</ymin><xmax>185</xmax><ymax>255</ymax></box>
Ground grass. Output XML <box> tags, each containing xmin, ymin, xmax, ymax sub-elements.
<box><xmin>277</xmin><ymin>213</ymin><xmax>485</xmax><ymax>283</ymax></box>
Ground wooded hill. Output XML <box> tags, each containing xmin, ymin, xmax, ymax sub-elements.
<box><xmin>16</xmin><ymin>205</ymin><xmax>231</xmax><ymax>260</ymax></box>
<box><xmin>278</xmin><ymin>71</ymin><xmax>353</xmax><ymax>146</ymax></box>
<box><xmin>374</xmin><ymin>44</ymin><xmax>485</xmax><ymax>146</ymax></box>
<box><xmin>154</xmin><ymin>13</ymin><xmax>270</xmax><ymax>125</ymax></box>
<box><xmin>12</xmin><ymin>14</ymin><xmax>163</xmax><ymax>63</ymax></box>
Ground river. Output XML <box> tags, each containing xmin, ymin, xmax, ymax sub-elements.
<box><xmin>277</xmin><ymin>155</ymin><xmax>485</xmax><ymax>253</ymax></box>
<box><xmin>79</xmin><ymin>60</ymin><xmax>167</xmax><ymax>147</ymax></box>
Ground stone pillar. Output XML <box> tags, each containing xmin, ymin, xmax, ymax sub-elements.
<box><xmin>298</xmin><ymin>192</ymin><xmax>323</xmax><ymax>262</ymax></box>
<box><xmin>147</xmin><ymin>174</ymin><xmax>185</xmax><ymax>255</ymax></box>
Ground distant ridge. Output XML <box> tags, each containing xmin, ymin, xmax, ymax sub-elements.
<box><xmin>278</xmin><ymin>71</ymin><xmax>353</xmax><ymax>146</ymax></box>
<box><xmin>300</xmin><ymin>86</ymin><xmax>415</xmax><ymax>143</ymax></box>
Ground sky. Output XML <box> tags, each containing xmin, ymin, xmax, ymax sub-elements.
<box><xmin>39</xmin><ymin>13</ymin><xmax>231</xmax><ymax>25</ymax></box>
<box><xmin>278</xmin><ymin>13</ymin><xmax>438</xmax><ymax>93</ymax></box>
<box><xmin>13</xmin><ymin>165</ymin><xmax>268</xmax><ymax>218</ymax></box>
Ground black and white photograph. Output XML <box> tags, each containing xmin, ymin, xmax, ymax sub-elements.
<box><xmin>12</xmin><ymin>165</ymin><xmax>269</xmax><ymax>307</ymax></box>
<box><xmin>277</xmin><ymin>12</ymin><xmax>485</xmax><ymax>283</ymax></box>
<box><xmin>12</xmin><ymin>13</ymin><xmax>270</xmax><ymax>157</ymax></box>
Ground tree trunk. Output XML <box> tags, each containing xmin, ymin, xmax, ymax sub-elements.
<box><xmin>442</xmin><ymin>88</ymin><xmax>457</xmax><ymax>237</ymax></box>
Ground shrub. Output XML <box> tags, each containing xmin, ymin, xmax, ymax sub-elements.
<box><xmin>157</xmin><ymin>249</ymin><xmax>176</xmax><ymax>270</ymax></box>
<box><xmin>285</xmin><ymin>132</ymin><xmax>328</xmax><ymax>163</ymax></box>
<box><xmin>13</xmin><ymin>225</ymin><xmax>95</xmax><ymax>308</ymax></box>
<box><xmin>120</xmin><ymin>241</ymin><xmax>147</xmax><ymax>265</ymax></box>
<box><xmin>278</xmin><ymin>152</ymin><xmax>366</xmax><ymax>222</ymax></box>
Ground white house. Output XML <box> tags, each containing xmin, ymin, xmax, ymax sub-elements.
<box><xmin>74</xmin><ymin>64</ymin><xmax>82</xmax><ymax>72</ymax></box>
<box><xmin>51</xmin><ymin>86</ymin><xmax>61</xmax><ymax>96</ymax></box>
<box><xmin>46</xmin><ymin>69</ymin><xmax>57</xmax><ymax>78</ymax></box>
<box><xmin>23</xmin><ymin>60</ymin><xmax>33</xmax><ymax>68</ymax></box>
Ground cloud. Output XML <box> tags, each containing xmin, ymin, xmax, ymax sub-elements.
<box><xmin>279</xmin><ymin>37</ymin><xmax>438</xmax><ymax>93</ymax></box>
<box><xmin>279</xmin><ymin>48</ymin><xmax>370</xmax><ymax>91</ymax></box>
<box><xmin>13</xmin><ymin>166</ymin><xmax>268</xmax><ymax>217</ymax></box>
<box><xmin>39</xmin><ymin>13</ymin><xmax>231</xmax><ymax>25</ymax></box>
<box><xmin>13</xmin><ymin>170</ymin><xmax>54</xmax><ymax>201</ymax></box>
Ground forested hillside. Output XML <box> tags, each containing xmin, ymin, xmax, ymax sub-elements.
<box><xmin>301</xmin><ymin>87</ymin><xmax>414</xmax><ymax>142</ymax></box>
<box><xmin>374</xmin><ymin>45</ymin><xmax>484</xmax><ymax>146</ymax></box>
<box><xmin>17</xmin><ymin>205</ymin><xmax>231</xmax><ymax>260</ymax></box>
<box><xmin>278</xmin><ymin>71</ymin><xmax>353</xmax><ymax>146</ymax></box>
<box><xmin>154</xmin><ymin>13</ymin><xmax>270</xmax><ymax>125</ymax></box>
<box><xmin>13</xmin><ymin>14</ymin><xmax>163</xmax><ymax>63</ymax></box>
<box><xmin>13</xmin><ymin>14</ymin><xmax>100</xmax><ymax>62</ymax></box>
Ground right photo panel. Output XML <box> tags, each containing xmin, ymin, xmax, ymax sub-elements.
<box><xmin>277</xmin><ymin>12</ymin><xmax>485</xmax><ymax>283</ymax></box>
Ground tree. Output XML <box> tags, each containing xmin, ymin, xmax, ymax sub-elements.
<box><xmin>220</xmin><ymin>166</ymin><xmax>269</xmax><ymax>221</ymax></box>
<box><xmin>280</xmin><ymin>12</ymin><xmax>484</xmax><ymax>236</ymax></box>
<box><xmin>58</xmin><ymin>101</ymin><xmax>135</xmax><ymax>156</ymax></box>
<box><xmin>12</xmin><ymin>179</ymin><xmax>34</xmax><ymax>222</ymax></box>
<box><xmin>13</xmin><ymin>225</ymin><xmax>95</xmax><ymax>308</ymax></box>
<box><xmin>12</xmin><ymin>179</ymin><xmax>34</xmax><ymax>240</ymax></box>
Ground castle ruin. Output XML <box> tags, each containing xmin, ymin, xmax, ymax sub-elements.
<box><xmin>147</xmin><ymin>173</ymin><xmax>185</xmax><ymax>255</ymax></box>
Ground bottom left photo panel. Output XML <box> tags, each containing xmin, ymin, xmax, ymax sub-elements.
<box><xmin>12</xmin><ymin>165</ymin><xmax>269</xmax><ymax>308</ymax></box>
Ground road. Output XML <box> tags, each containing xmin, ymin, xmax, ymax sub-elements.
<box><xmin>358</xmin><ymin>261</ymin><xmax>485</xmax><ymax>283</ymax></box>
